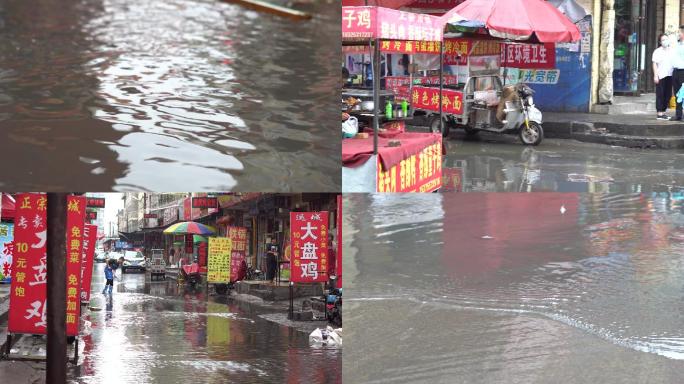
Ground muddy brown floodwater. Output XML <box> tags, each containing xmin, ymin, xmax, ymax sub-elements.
<box><xmin>0</xmin><ymin>0</ymin><xmax>339</xmax><ymax>191</ymax></box>
<box><xmin>344</xmin><ymin>193</ymin><xmax>684</xmax><ymax>384</ymax></box>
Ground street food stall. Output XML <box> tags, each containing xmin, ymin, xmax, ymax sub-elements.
<box><xmin>342</xmin><ymin>5</ymin><xmax>444</xmax><ymax>192</ymax></box>
<box><xmin>416</xmin><ymin>0</ymin><xmax>580</xmax><ymax>144</ymax></box>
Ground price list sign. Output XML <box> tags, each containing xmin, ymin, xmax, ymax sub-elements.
<box><xmin>207</xmin><ymin>237</ymin><xmax>232</xmax><ymax>283</ymax></box>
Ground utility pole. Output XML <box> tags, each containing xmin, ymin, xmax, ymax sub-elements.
<box><xmin>46</xmin><ymin>193</ymin><xmax>67</xmax><ymax>384</ymax></box>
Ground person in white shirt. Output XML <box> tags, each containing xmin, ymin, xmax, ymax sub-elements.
<box><xmin>653</xmin><ymin>34</ymin><xmax>674</xmax><ymax>120</ymax></box>
<box><xmin>671</xmin><ymin>26</ymin><xmax>684</xmax><ymax>121</ymax></box>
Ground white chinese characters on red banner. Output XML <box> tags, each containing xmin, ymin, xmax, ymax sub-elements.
<box><xmin>80</xmin><ymin>224</ymin><xmax>97</xmax><ymax>304</ymax></box>
<box><xmin>65</xmin><ymin>195</ymin><xmax>86</xmax><ymax>336</ymax></box>
<box><xmin>500</xmin><ymin>43</ymin><xmax>555</xmax><ymax>69</ymax></box>
<box><xmin>227</xmin><ymin>226</ymin><xmax>247</xmax><ymax>282</ymax></box>
<box><xmin>8</xmin><ymin>193</ymin><xmax>48</xmax><ymax>334</ymax></box>
<box><xmin>342</xmin><ymin>7</ymin><xmax>442</xmax><ymax>42</ymax></box>
<box><xmin>290</xmin><ymin>212</ymin><xmax>329</xmax><ymax>283</ymax></box>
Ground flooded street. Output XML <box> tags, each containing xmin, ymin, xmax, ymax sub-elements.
<box><xmin>441</xmin><ymin>134</ymin><xmax>684</xmax><ymax>193</ymax></box>
<box><xmin>0</xmin><ymin>0</ymin><xmax>339</xmax><ymax>191</ymax></box>
<box><xmin>344</xmin><ymin>193</ymin><xmax>684</xmax><ymax>383</ymax></box>
<box><xmin>69</xmin><ymin>263</ymin><xmax>341</xmax><ymax>383</ymax></box>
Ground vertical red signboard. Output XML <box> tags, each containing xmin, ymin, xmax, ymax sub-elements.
<box><xmin>228</xmin><ymin>226</ymin><xmax>247</xmax><ymax>282</ymax></box>
<box><xmin>290</xmin><ymin>212</ymin><xmax>329</xmax><ymax>283</ymax></box>
<box><xmin>65</xmin><ymin>195</ymin><xmax>86</xmax><ymax>336</ymax></box>
<box><xmin>198</xmin><ymin>241</ymin><xmax>207</xmax><ymax>273</ymax></box>
<box><xmin>336</xmin><ymin>196</ymin><xmax>343</xmax><ymax>289</ymax></box>
<box><xmin>80</xmin><ymin>224</ymin><xmax>97</xmax><ymax>304</ymax></box>
<box><xmin>8</xmin><ymin>193</ymin><xmax>48</xmax><ymax>334</ymax></box>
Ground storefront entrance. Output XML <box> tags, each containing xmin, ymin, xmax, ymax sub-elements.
<box><xmin>613</xmin><ymin>0</ymin><xmax>662</xmax><ymax>95</ymax></box>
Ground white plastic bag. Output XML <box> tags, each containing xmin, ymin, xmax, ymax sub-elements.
<box><xmin>342</xmin><ymin>116</ymin><xmax>358</xmax><ymax>138</ymax></box>
<box><xmin>309</xmin><ymin>326</ymin><xmax>342</xmax><ymax>347</ymax></box>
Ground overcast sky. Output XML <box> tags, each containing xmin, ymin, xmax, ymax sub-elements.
<box><xmin>103</xmin><ymin>193</ymin><xmax>124</xmax><ymax>235</ymax></box>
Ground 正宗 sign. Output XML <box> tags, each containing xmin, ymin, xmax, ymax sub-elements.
<box><xmin>290</xmin><ymin>212</ymin><xmax>329</xmax><ymax>283</ymax></box>
<box><xmin>8</xmin><ymin>193</ymin><xmax>48</xmax><ymax>335</ymax></box>
<box><xmin>65</xmin><ymin>195</ymin><xmax>86</xmax><ymax>336</ymax></box>
<box><xmin>207</xmin><ymin>237</ymin><xmax>231</xmax><ymax>283</ymax></box>
<box><xmin>0</xmin><ymin>222</ymin><xmax>14</xmax><ymax>283</ymax></box>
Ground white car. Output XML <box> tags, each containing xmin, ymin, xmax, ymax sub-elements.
<box><xmin>122</xmin><ymin>251</ymin><xmax>147</xmax><ymax>273</ymax></box>
<box><xmin>95</xmin><ymin>251</ymin><xmax>107</xmax><ymax>263</ymax></box>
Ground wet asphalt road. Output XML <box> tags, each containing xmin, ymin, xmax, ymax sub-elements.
<box><xmin>0</xmin><ymin>0</ymin><xmax>339</xmax><ymax>191</ymax></box>
<box><xmin>343</xmin><ymin>193</ymin><xmax>684</xmax><ymax>384</ymax></box>
<box><xmin>440</xmin><ymin>132</ymin><xmax>684</xmax><ymax>193</ymax></box>
<box><xmin>68</xmin><ymin>263</ymin><xmax>341</xmax><ymax>384</ymax></box>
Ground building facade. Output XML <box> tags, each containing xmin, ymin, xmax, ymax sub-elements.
<box><xmin>115</xmin><ymin>193</ymin><xmax>341</xmax><ymax>281</ymax></box>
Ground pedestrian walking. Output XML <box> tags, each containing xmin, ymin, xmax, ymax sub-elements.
<box><xmin>265</xmin><ymin>243</ymin><xmax>278</xmax><ymax>283</ymax></box>
<box><xmin>653</xmin><ymin>34</ymin><xmax>674</xmax><ymax>120</ymax></box>
<box><xmin>671</xmin><ymin>26</ymin><xmax>684</xmax><ymax>121</ymax></box>
<box><xmin>102</xmin><ymin>259</ymin><xmax>115</xmax><ymax>296</ymax></box>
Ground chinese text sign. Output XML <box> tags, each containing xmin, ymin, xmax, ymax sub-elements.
<box><xmin>290</xmin><ymin>212</ymin><xmax>329</xmax><ymax>283</ymax></box>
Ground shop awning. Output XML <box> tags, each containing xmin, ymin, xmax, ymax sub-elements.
<box><xmin>440</xmin><ymin>0</ymin><xmax>581</xmax><ymax>43</ymax></box>
<box><xmin>216</xmin><ymin>215</ymin><xmax>232</xmax><ymax>225</ymax></box>
<box><xmin>1</xmin><ymin>194</ymin><xmax>15</xmax><ymax>220</ymax></box>
<box><xmin>218</xmin><ymin>193</ymin><xmax>262</xmax><ymax>209</ymax></box>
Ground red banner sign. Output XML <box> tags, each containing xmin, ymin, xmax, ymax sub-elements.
<box><xmin>500</xmin><ymin>43</ymin><xmax>555</xmax><ymax>69</ymax></box>
<box><xmin>407</xmin><ymin>0</ymin><xmax>464</xmax><ymax>9</ymax></box>
<box><xmin>336</xmin><ymin>195</ymin><xmax>342</xmax><ymax>289</ymax></box>
<box><xmin>227</xmin><ymin>226</ymin><xmax>247</xmax><ymax>282</ymax></box>
<box><xmin>143</xmin><ymin>213</ymin><xmax>158</xmax><ymax>219</ymax></box>
<box><xmin>80</xmin><ymin>224</ymin><xmax>97</xmax><ymax>304</ymax></box>
<box><xmin>442</xmin><ymin>167</ymin><xmax>463</xmax><ymax>192</ymax></box>
<box><xmin>86</xmin><ymin>210</ymin><xmax>97</xmax><ymax>221</ymax></box>
<box><xmin>290</xmin><ymin>212</ymin><xmax>329</xmax><ymax>283</ymax></box>
<box><xmin>183</xmin><ymin>198</ymin><xmax>191</xmax><ymax>221</ymax></box>
<box><xmin>412</xmin><ymin>86</ymin><xmax>464</xmax><ymax>115</ymax></box>
<box><xmin>66</xmin><ymin>195</ymin><xmax>86</xmax><ymax>336</ymax></box>
<box><xmin>342</xmin><ymin>6</ymin><xmax>442</xmax><ymax>42</ymax></box>
<box><xmin>191</xmin><ymin>197</ymin><xmax>218</xmax><ymax>209</ymax></box>
<box><xmin>377</xmin><ymin>141</ymin><xmax>442</xmax><ymax>192</ymax></box>
<box><xmin>385</xmin><ymin>75</ymin><xmax>460</xmax><ymax>100</ymax></box>
<box><xmin>8</xmin><ymin>193</ymin><xmax>47</xmax><ymax>335</ymax></box>
<box><xmin>380</xmin><ymin>39</ymin><xmax>442</xmax><ymax>54</ymax></box>
<box><xmin>197</xmin><ymin>241</ymin><xmax>207</xmax><ymax>273</ymax></box>
<box><xmin>86</xmin><ymin>197</ymin><xmax>105</xmax><ymax>208</ymax></box>
<box><xmin>443</xmin><ymin>38</ymin><xmax>502</xmax><ymax>65</ymax></box>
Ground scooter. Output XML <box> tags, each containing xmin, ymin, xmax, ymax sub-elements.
<box><xmin>180</xmin><ymin>263</ymin><xmax>201</xmax><ymax>288</ymax></box>
<box><xmin>325</xmin><ymin>276</ymin><xmax>342</xmax><ymax>327</ymax></box>
<box><xmin>246</xmin><ymin>265</ymin><xmax>264</xmax><ymax>280</ymax></box>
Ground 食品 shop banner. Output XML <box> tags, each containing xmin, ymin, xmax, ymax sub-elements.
<box><xmin>8</xmin><ymin>193</ymin><xmax>48</xmax><ymax>335</ymax></box>
<box><xmin>207</xmin><ymin>237</ymin><xmax>231</xmax><ymax>283</ymax></box>
<box><xmin>80</xmin><ymin>224</ymin><xmax>97</xmax><ymax>304</ymax></box>
<box><xmin>66</xmin><ymin>195</ymin><xmax>86</xmax><ymax>336</ymax></box>
<box><xmin>290</xmin><ymin>212</ymin><xmax>329</xmax><ymax>283</ymax></box>
<box><xmin>0</xmin><ymin>222</ymin><xmax>14</xmax><ymax>283</ymax></box>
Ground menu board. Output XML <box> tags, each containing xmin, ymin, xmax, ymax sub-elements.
<box><xmin>207</xmin><ymin>237</ymin><xmax>231</xmax><ymax>283</ymax></box>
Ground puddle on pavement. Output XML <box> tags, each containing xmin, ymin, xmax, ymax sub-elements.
<box><xmin>69</xmin><ymin>263</ymin><xmax>340</xmax><ymax>383</ymax></box>
<box><xmin>442</xmin><ymin>137</ymin><xmax>684</xmax><ymax>192</ymax></box>
<box><xmin>344</xmin><ymin>193</ymin><xmax>684</xmax><ymax>383</ymax></box>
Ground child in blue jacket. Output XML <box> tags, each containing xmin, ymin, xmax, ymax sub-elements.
<box><xmin>102</xmin><ymin>260</ymin><xmax>115</xmax><ymax>296</ymax></box>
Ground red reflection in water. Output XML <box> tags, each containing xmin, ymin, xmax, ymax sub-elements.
<box><xmin>441</xmin><ymin>193</ymin><xmax>580</xmax><ymax>276</ymax></box>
